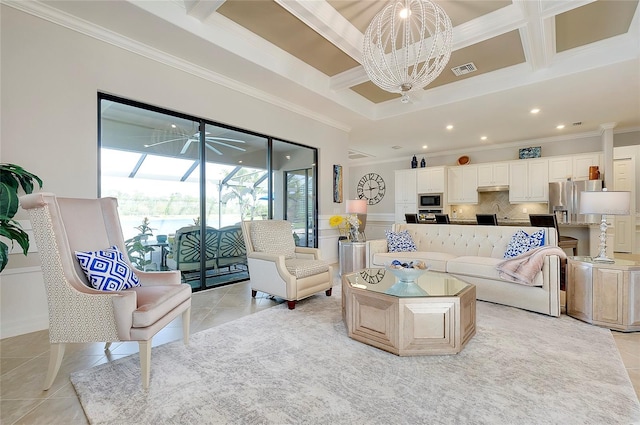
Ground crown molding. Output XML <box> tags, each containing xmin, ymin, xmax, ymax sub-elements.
<box><xmin>3</xmin><ymin>0</ymin><xmax>353</xmax><ymax>133</ymax></box>
<box><xmin>348</xmin><ymin>126</ymin><xmax>640</xmax><ymax>167</ymax></box>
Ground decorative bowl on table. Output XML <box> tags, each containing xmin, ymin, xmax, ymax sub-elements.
<box><xmin>384</xmin><ymin>260</ymin><xmax>429</xmax><ymax>283</ymax></box>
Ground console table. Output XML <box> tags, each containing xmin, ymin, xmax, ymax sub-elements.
<box><xmin>566</xmin><ymin>257</ymin><xmax>640</xmax><ymax>332</ymax></box>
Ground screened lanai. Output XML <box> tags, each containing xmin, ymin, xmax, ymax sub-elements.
<box><xmin>99</xmin><ymin>94</ymin><xmax>318</xmax><ymax>291</ymax></box>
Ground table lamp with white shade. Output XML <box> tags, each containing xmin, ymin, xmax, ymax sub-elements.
<box><xmin>346</xmin><ymin>199</ymin><xmax>368</xmax><ymax>241</ymax></box>
<box><xmin>578</xmin><ymin>189</ymin><xmax>630</xmax><ymax>263</ymax></box>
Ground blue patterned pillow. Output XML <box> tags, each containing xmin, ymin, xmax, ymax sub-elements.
<box><xmin>385</xmin><ymin>230</ymin><xmax>417</xmax><ymax>252</ymax></box>
<box><xmin>75</xmin><ymin>245</ymin><xmax>141</xmax><ymax>291</ymax></box>
<box><xmin>503</xmin><ymin>229</ymin><xmax>546</xmax><ymax>259</ymax></box>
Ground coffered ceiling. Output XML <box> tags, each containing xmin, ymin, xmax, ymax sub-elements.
<box><xmin>9</xmin><ymin>0</ymin><xmax>640</xmax><ymax>162</ymax></box>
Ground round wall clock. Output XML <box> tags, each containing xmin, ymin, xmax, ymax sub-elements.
<box><xmin>357</xmin><ymin>173</ymin><xmax>386</xmax><ymax>205</ymax></box>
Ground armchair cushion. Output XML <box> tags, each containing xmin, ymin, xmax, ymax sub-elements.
<box><xmin>130</xmin><ymin>284</ymin><xmax>193</xmax><ymax>328</ymax></box>
<box><xmin>75</xmin><ymin>245</ymin><xmax>141</xmax><ymax>291</ymax></box>
<box><xmin>249</xmin><ymin>220</ymin><xmax>296</xmax><ymax>259</ymax></box>
<box><xmin>285</xmin><ymin>258</ymin><xmax>330</xmax><ymax>279</ymax></box>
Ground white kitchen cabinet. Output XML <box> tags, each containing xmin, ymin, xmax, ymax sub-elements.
<box><xmin>394</xmin><ymin>202</ymin><xmax>417</xmax><ymax>223</ymax></box>
<box><xmin>477</xmin><ymin>163</ymin><xmax>509</xmax><ymax>187</ymax></box>
<box><xmin>395</xmin><ymin>169</ymin><xmax>417</xmax><ymax>223</ymax></box>
<box><xmin>573</xmin><ymin>153</ymin><xmax>601</xmax><ymax>181</ymax></box>
<box><xmin>394</xmin><ymin>169</ymin><xmax>417</xmax><ymax>203</ymax></box>
<box><xmin>548</xmin><ymin>157</ymin><xmax>573</xmax><ymax>182</ymax></box>
<box><xmin>417</xmin><ymin>166</ymin><xmax>446</xmax><ymax>193</ymax></box>
<box><xmin>548</xmin><ymin>152</ymin><xmax>602</xmax><ymax>182</ymax></box>
<box><xmin>447</xmin><ymin>165</ymin><xmax>478</xmax><ymax>204</ymax></box>
<box><xmin>509</xmin><ymin>159</ymin><xmax>548</xmax><ymax>203</ymax></box>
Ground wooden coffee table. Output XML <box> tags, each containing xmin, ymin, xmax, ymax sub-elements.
<box><xmin>342</xmin><ymin>268</ymin><xmax>476</xmax><ymax>356</ymax></box>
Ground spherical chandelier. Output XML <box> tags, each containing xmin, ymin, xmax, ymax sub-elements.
<box><xmin>362</xmin><ymin>0</ymin><xmax>453</xmax><ymax>103</ymax></box>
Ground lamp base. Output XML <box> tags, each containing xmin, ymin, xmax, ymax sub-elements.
<box><xmin>593</xmin><ymin>215</ymin><xmax>614</xmax><ymax>264</ymax></box>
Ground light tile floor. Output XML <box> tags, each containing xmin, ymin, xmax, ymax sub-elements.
<box><xmin>2</xmin><ymin>268</ymin><xmax>639</xmax><ymax>424</ymax></box>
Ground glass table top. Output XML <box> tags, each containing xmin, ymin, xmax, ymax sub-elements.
<box><xmin>344</xmin><ymin>268</ymin><xmax>471</xmax><ymax>298</ymax></box>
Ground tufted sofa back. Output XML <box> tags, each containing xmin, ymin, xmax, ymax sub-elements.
<box><xmin>392</xmin><ymin>224</ymin><xmax>558</xmax><ymax>259</ymax></box>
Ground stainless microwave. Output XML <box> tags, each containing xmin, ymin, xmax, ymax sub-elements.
<box><xmin>418</xmin><ymin>193</ymin><xmax>442</xmax><ymax>208</ymax></box>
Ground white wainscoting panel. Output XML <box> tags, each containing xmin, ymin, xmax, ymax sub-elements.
<box><xmin>0</xmin><ymin>267</ymin><xmax>49</xmax><ymax>338</ymax></box>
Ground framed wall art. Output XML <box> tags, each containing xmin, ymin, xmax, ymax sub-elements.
<box><xmin>333</xmin><ymin>164</ymin><xmax>343</xmax><ymax>203</ymax></box>
<box><xmin>519</xmin><ymin>146</ymin><xmax>541</xmax><ymax>159</ymax></box>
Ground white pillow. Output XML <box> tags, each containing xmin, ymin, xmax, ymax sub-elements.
<box><xmin>75</xmin><ymin>245</ymin><xmax>141</xmax><ymax>291</ymax></box>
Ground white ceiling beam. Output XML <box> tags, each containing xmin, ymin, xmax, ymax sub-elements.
<box><xmin>329</xmin><ymin>4</ymin><xmax>529</xmax><ymax>92</ymax></box>
<box><xmin>183</xmin><ymin>0</ymin><xmax>226</xmax><ymax>22</ymax></box>
<box><xmin>538</xmin><ymin>0</ymin><xmax>597</xmax><ymax>19</ymax></box>
<box><xmin>515</xmin><ymin>0</ymin><xmax>554</xmax><ymax>70</ymax></box>
<box><xmin>274</xmin><ymin>0</ymin><xmax>363</xmax><ymax>62</ymax></box>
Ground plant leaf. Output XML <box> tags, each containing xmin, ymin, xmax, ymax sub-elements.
<box><xmin>0</xmin><ymin>182</ymin><xmax>19</xmax><ymax>221</ymax></box>
<box><xmin>0</xmin><ymin>242</ymin><xmax>8</xmax><ymax>273</ymax></box>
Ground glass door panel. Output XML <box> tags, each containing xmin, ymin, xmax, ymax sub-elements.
<box><xmin>202</xmin><ymin>123</ymin><xmax>268</xmax><ymax>290</ymax></box>
<box><xmin>100</xmin><ymin>99</ymin><xmax>201</xmax><ymax>276</ymax></box>
<box><xmin>273</xmin><ymin>139</ymin><xmax>317</xmax><ymax>247</ymax></box>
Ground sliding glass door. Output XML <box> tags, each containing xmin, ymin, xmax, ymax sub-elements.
<box><xmin>99</xmin><ymin>94</ymin><xmax>317</xmax><ymax>292</ymax></box>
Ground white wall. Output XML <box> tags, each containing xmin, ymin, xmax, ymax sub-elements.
<box><xmin>0</xmin><ymin>6</ymin><xmax>348</xmax><ymax>338</ymax></box>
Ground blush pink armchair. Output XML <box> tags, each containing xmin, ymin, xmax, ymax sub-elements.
<box><xmin>20</xmin><ymin>193</ymin><xmax>192</xmax><ymax>390</ymax></box>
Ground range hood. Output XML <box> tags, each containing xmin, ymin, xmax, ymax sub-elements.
<box><xmin>477</xmin><ymin>185</ymin><xmax>509</xmax><ymax>192</ymax></box>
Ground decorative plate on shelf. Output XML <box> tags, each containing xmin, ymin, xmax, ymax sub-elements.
<box><xmin>457</xmin><ymin>155</ymin><xmax>470</xmax><ymax>165</ymax></box>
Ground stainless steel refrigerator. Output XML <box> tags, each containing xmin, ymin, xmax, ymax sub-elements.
<box><xmin>548</xmin><ymin>180</ymin><xmax>602</xmax><ymax>224</ymax></box>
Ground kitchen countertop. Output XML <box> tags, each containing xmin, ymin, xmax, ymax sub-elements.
<box><xmin>418</xmin><ymin>219</ymin><xmax>592</xmax><ymax>227</ymax></box>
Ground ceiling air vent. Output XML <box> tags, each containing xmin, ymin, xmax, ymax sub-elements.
<box><xmin>348</xmin><ymin>150</ymin><xmax>373</xmax><ymax>160</ymax></box>
<box><xmin>451</xmin><ymin>62</ymin><xmax>477</xmax><ymax>77</ymax></box>
<box><xmin>391</xmin><ymin>145</ymin><xmax>403</xmax><ymax>150</ymax></box>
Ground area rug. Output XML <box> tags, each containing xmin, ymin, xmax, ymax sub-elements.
<box><xmin>71</xmin><ymin>287</ymin><xmax>640</xmax><ymax>425</ymax></box>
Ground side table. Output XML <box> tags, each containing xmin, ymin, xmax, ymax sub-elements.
<box><xmin>338</xmin><ymin>240</ymin><xmax>366</xmax><ymax>277</ymax></box>
<box><xmin>566</xmin><ymin>256</ymin><xmax>640</xmax><ymax>332</ymax></box>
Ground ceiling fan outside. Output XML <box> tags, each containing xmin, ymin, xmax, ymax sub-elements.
<box><xmin>143</xmin><ymin>132</ymin><xmax>246</xmax><ymax>155</ymax></box>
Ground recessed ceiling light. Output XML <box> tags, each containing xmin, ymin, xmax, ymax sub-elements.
<box><xmin>422</xmin><ymin>145</ymin><xmax>427</xmax><ymax>149</ymax></box>
<box><xmin>238</xmin><ymin>160</ymin><xmax>243</xmax><ymax>163</ymax></box>
<box><xmin>556</xmin><ymin>124</ymin><xmax>565</xmax><ymax>129</ymax></box>
<box><xmin>285</xmin><ymin>155</ymin><xmax>291</xmax><ymax>160</ymax></box>
<box><xmin>171</xmin><ymin>124</ymin><xmax>177</xmax><ymax>128</ymax></box>
<box><xmin>446</xmin><ymin>125</ymin><xmax>453</xmax><ymax>130</ymax></box>
<box><xmin>530</xmin><ymin>108</ymin><xmax>540</xmax><ymax>114</ymax></box>
<box><xmin>480</xmin><ymin>136</ymin><xmax>487</xmax><ymax>141</ymax></box>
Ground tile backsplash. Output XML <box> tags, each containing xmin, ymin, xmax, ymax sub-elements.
<box><xmin>450</xmin><ymin>191</ymin><xmax>548</xmax><ymax>220</ymax></box>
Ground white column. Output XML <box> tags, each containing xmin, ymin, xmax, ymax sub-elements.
<box><xmin>599</xmin><ymin>123</ymin><xmax>616</xmax><ymax>188</ymax></box>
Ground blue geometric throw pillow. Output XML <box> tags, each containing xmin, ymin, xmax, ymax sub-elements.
<box><xmin>385</xmin><ymin>230</ymin><xmax>417</xmax><ymax>253</ymax></box>
<box><xmin>503</xmin><ymin>229</ymin><xmax>546</xmax><ymax>259</ymax></box>
<box><xmin>75</xmin><ymin>245</ymin><xmax>141</xmax><ymax>291</ymax></box>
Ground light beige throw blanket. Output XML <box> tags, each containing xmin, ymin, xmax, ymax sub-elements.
<box><xmin>496</xmin><ymin>246</ymin><xmax>567</xmax><ymax>286</ymax></box>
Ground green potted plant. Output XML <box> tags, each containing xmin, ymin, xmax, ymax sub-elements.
<box><xmin>124</xmin><ymin>217</ymin><xmax>156</xmax><ymax>270</ymax></box>
<box><xmin>0</xmin><ymin>163</ymin><xmax>43</xmax><ymax>272</ymax></box>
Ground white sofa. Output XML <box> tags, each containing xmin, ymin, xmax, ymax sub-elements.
<box><xmin>366</xmin><ymin>223</ymin><xmax>561</xmax><ymax>317</ymax></box>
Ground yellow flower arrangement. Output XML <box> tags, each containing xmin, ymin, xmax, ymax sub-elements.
<box><xmin>329</xmin><ymin>214</ymin><xmax>362</xmax><ymax>240</ymax></box>
<box><xmin>329</xmin><ymin>215</ymin><xmax>348</xmax><ymax>237</ymax></box>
